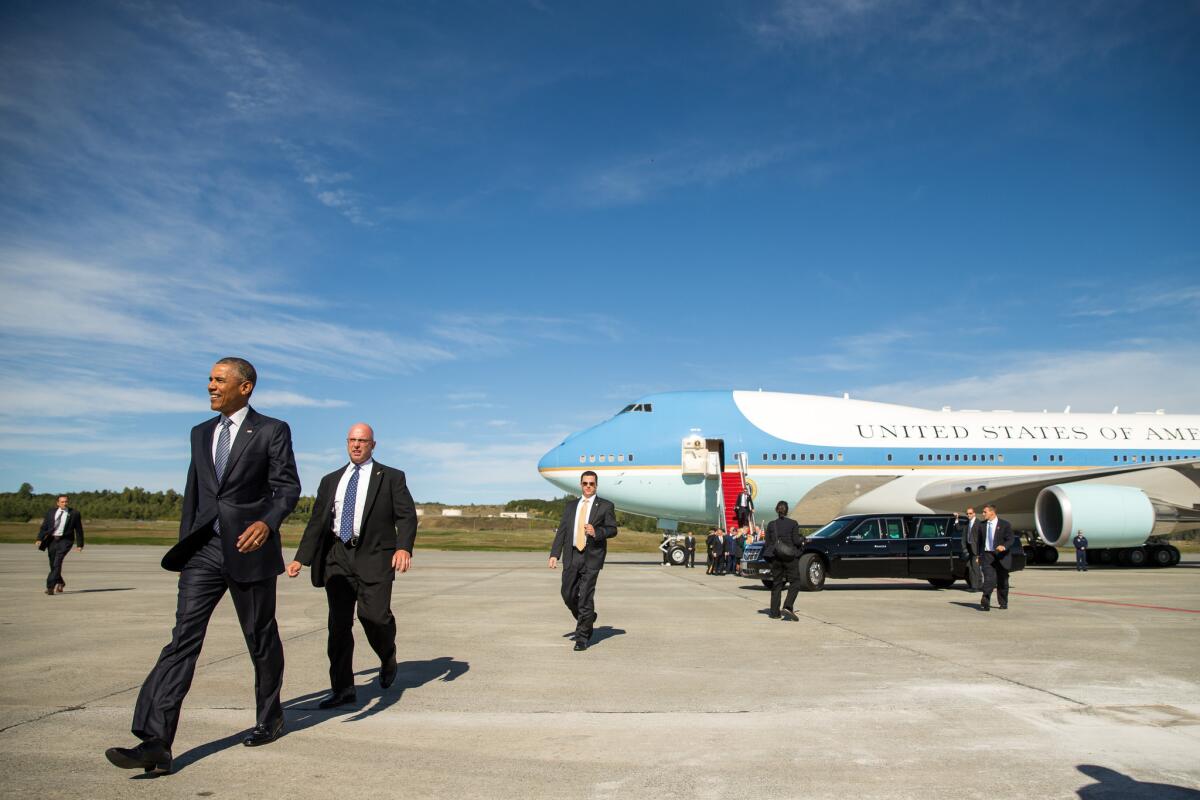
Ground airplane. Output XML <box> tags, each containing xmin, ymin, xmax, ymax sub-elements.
<box><xmin>537</xmin><ymin>390</ymin><xmax>1200</xmax><ymax>564</ymax></box>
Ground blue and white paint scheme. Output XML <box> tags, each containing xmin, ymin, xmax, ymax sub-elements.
<box><xmin>538</xmin><ymin>390</ymin><xmax>1200</xmax><ymax>548</ymax></box>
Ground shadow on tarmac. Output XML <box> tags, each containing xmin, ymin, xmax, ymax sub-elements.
<box><xmin>949</xmin><ymin>601</ymin><xmax>989</xmax><ymax>613</ymax></box>
<box><xmin>1076</xmin><ymin>764</ymin><xmax>1200</xmax><ymax>798</ymax></box>
<box><xmin>63</xmin><ymin>588</ymin><xmax>136</xmax><ymax>594</ymax></box>
<box><xmin>163</xmin><ymin>657</ymin><xmax>469</xmax><ymax>774</ymax></box>
<box><xmin>589</xmin><ymin>626</ymin><xmax>625</xmax><ymax>646</ymax></box>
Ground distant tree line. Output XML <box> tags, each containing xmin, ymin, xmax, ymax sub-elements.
<box><xmin>0</xmin><ymin>483</ymin><xmax>319</xmax><ymax>524</ymax></box>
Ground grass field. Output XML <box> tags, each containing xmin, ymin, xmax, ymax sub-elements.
<box><xmin>0</xmin><ymin>520</ymin><xmax>665</xmax><ymax>553</ymax></box>
<box><xmin>5</xmin><ymin>520</ymin><xmax>1196</xmax><ymax>554</ymax></box>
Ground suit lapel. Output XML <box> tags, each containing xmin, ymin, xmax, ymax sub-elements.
<box><xmin>359</xmin><ymin>464</ymin><xmax>385</xmax><ymax>534</ymax></box>
<box><xmin>201</xmin><ymin>417</ymin><xmax>220</xmax><ymax>487</ymax></box>
<box><xmin>586</xmin><ymin>497</ymin><xmax>600</xmax><ymax>524</ymax></box>
<box><xmin>220</xmin><ymin>408</ymin><xmax>258</xmax><ymax>487</ymax></box>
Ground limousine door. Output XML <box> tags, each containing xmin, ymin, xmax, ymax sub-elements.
<box><xmin>835</xmin><ymin>517</ymin><xmax>907</xmax><ymax>578</ymax></box>
<box><xmin>907</xmin><ymin>516</ymin><xmax>954</xmax><ymax>578</ymax></box>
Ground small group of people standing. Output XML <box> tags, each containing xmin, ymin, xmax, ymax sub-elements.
<box><xmin>104</xmin><ymin>358</ymin><xmax>418</xmax><ymax>776</ymax></box>
<box><xmin>705</xmin><ymin>528</ymin><xmax>748</xmax><ymax>575</ymax></box>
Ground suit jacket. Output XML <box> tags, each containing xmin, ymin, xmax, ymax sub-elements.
<box><xmin>974</xmin><ymin>518</ymin><xmax>1016</xmax><ymax>570</ymax></box>
<box><xmin>683</xmin><ymin>534</ymin><xmax>696</xmax><ymax>552</ymax></box>
<box><xmin>293</xmin><ymin>461</ymin><xmax>418</xmax><ymax>586</ymax></box>
<box><xmin>764</xmin><ymin>516</ymin><xmax>802</xmax><ymax>560</ymax></box>
<box><xmin>163</xmin><ymin>407</ymin><xmax>301</xmax><ymax>582</ymax></box>
<box><xmin>38</xmin><ymin>507</ymin><xmax>84</xmax><ymax>548</ymax></box>
<box><xmin>550</xmin><ymin>495</ymin><xmax>618</xmax><ymax>570</ymax></box>
<box><xmin>709</xmin><ymin>533</ymin><xmax>724</xmax><ymax>558</ymax></box>
<box><xmin>961</xmin><ymin>518</ymin><xmax>982</xmax><ymax>556</ymax></box>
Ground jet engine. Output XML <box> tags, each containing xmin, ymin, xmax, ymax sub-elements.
<box><xmin>1034</xmin><ymin>484</ymin><xmax>1155</xmax><ymax>548</ymax></box>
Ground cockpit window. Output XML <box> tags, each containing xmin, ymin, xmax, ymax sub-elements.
<box><xmin>618</xmin><ymin>403</ymin><xmax>653</xmax><ymax>414</ymax></box>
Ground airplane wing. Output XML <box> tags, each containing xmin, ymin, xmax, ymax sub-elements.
<box><xmin>914</xmin><ymin>458</ymin><xmax>1200</xmax><ymax>512</ymax></box>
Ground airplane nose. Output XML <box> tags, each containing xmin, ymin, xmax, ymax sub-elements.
<box><xmin>538</xmin><ymin>443</ymin><xmax>560</xmax><ymax>473</ymax></box>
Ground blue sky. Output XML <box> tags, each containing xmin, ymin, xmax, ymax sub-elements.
<box><xmin>1</xmin><ymin>1</ymin><xmax>1197</xmax><ymax>503</ymax></box>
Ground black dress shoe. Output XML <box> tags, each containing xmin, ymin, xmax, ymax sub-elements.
<box><xmin>105</xmin><ymin>739</ymin><xmax>172</xmax><ymax>774</ymax></box>
<box><xmin>243</xmin><ymin>718</ymin><xmax>284</xmax><ymax>747</ymax></box>
<box><xmin>379</xmin><ymin>656</ymin><xmax>398</xmax><ymax>689</ymax></box>
<box><xmin>573</xmin><ymin>639</ymin><xmax>588</xmax><ymax>651</ymax></box>
<box><xmin>998</xmin><ymin>603</ymin><xmax>1008</xmax><ymax>610</ymax></box>
<box><xmin>318</xmin><ymin>689</ymin><xmax>357</xmax><ymax>709</ymax></box>
<box><xmin>781</xmin><ymin>608</ymin><xmax>799</xmax><ymax>622</ymax></box>
<box><xmin>767</xmin><ymin>611</ymin><xmax>781</xmax><ymax>619</ymax></box>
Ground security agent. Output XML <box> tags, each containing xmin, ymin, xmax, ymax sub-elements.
<box><xmin>288</xmin><ymin>423</ymin><xmax>418</xmax><ymax>709</ymax></box>
<box><xmin>764</xmin><ymin>501</ymin><xmax>804</xmax><ymax>621</ymax></box>
<box><xmin>1073</xmin><ymin>530</ymin><xmax>1089</xmax><ymax>572</ymax></box>
<box><xmin>36</xmin><ymin>494</ymin><xmax>84</xmax><ymax>595</ymax></box>
<box><xmin>548</xmin><ymin>471</ymin><xmax>618</xmax><ymax>651</ymax></box>
<box><xmin>976</xmin><ymin>503</ymin><xmax>1015</xmax><ymax>611</ymax></box>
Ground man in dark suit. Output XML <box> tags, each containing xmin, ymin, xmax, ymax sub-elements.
<box><xmin>106</xmin><ymin>358</ymin><xmax>300</xmax><ymax>775</ymax></box>
<box><xmin>953</xmin><ymin>507</ymin><xmax>983</xmax><ymax>590</ymax></box>
<box><xmin>548</xmin><ymin>470</ymin><xmax>618</xmax><ymax>651</ymax></box>
<box><xmin>975</xmin><ymin>503</ymin><xmax>1016</xmax><ymax>611</ymax></box>
<box><xmin>36</xmin><ymin>494</ymin><xmax>84</xmax><ymax>595</ymax></box>
<box><xmin>710</xmin><ymin>529</ymin><xmax>726</xmax><ymax>575</ymax></box>
<box><xmin>288</xmin><ymin>423</ymin><xmax>418</xmax><ymax>708</ymax></box>
<box><xmin>764</xmin><ymin>502</ymin><xmax>803</xmax><ymax>621</ymax></box>
<box><xmin>683</xmin><ymin>532</ymin><xmax>696</xmax><ymax>568</ymax></box>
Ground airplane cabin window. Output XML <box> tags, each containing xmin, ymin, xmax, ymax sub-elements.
<box><xmin>762</xmin><ymin>453</ymin><xmax>768</xmax><ymax>460</ymax></box>
<box><xmin>998</xmin><ymin>454</ymin><xmax>1004</xmax><ymax>463</ymax></box>
<box><xmin>772</xmin><ymin>453</ymin><xmax>778</xmax><ymax>461</ymax></box>
<box><xmin>579</xmin><ymin>455</ymin><xmax>585</xmax><ymax>463</ymax></box>
<box><xmin>617</xmin><ymin>454</ymin><xmax>625</xmax><ymax>462</ymax></box>
<box><xmin>589</xmin><ymin>455</ymin><xmax>595</xmax><ymax>463</ymax></box>
<box><xmin>1032</xmin><ymin>455</ymin><xmax>1038</xmax><ymax>462</ymax></box>
<box><xmin>791</xmin><ymin>453</ymin><xmax>796</xmax><ymax>461</ymax></box>
<box><xmin>818</xmin><ymin>454</ymin><xmax>824</xmax><ymax>461</ymax></box>
<box><xmin>643</xmin><ymin>404</ymin><xmax>652</xmax><ymax>412</ymax></box>
<box><xmin>620</xmin><ymin>404</ymin><xmax>634</xmax><ymax>414</ymax></box>
<box><xmin>628</xmin><ymin>454</ymin><xmax>634</xmax><ymax>462</ymax></box>
<box><xmin>918</xmin><ymin>454</ymin><xmax>924</xmax><ymax>462</ymax></box>
<box><xmin>887</xmin><ymin>453</ymin><xmax>893</xmax><ymax>461</ymax></box>
<box><xmin>837</xmin><ymin>453</ymin><xmax>843</xmax><ymax>461</ymax></box>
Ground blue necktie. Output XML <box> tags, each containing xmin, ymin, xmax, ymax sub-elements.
<box><xmin>987</xmin><ymin>521</ymin><xmax>995</xmax><ymax>551</ymax></box>
<box><xmin>213</xmin><ymin>417</ymin><xmax>232</xmax><ymax>534</ymax></box>
<box><xmin>339</xmin><ymin>465</ymin><xmax>361</xmax><ymax>543</ymax></box>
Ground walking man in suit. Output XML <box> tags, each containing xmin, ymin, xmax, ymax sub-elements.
<box><xmin>684</xmin><ymin>531</ymin><xmax>696</xmax><ymax>568</ymax></box>
<box><xmin>36</xmin><ymin>494</ymin><xmax>84</xmax><ymax>595</ymax></box>
<box><xmin>106</xmin><ymin>358</ymin><xmax>300</xmax><ymax>775</ymax></box>
<box><xmin>976</xmin><ymin>503</ymin><xmax>1015</xmax><ymax>611</ymax></box>
<box><xmin>765</xmin><ymin>502</ymin><xmax>803</xmax><ymax>621</ymax></box>
<box><xmin>548</xmin><ymin>470</ymin><xmax>618</xmax><ymax>651</ymax></box>
<box><xmin>288</xmin><ymin>423</ymin><xmax>418</xmax><ymax>708</ymax></box>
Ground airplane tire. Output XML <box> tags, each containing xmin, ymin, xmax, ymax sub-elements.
<box><xmin>1041</xmin><ymin>547</ymin><xmax>1059</xmax><ymax>564</ymax></box>
<box><xmin>668</xmin><ymin>547</ymin><xmax>687</xmax><ymax>566</ymax></box>
<box><xmin>797</xmin><ymin>554</ymin><xmax>825</xmax><ymax>592</ymax></box>
<box><xmin>1151</xmin><ymin>547</ymin><xmax>1173</xmax><ymax>567</ymax></box>
<box><xmin>1098</xmin><ymin>549</ymin><xmax>1115</xmax><ymax>564</ymax></box>
<box><xmin>1168</xmin><ymin>546</ymin><xmax>1181</xmax><ymax>566</ymax></box>
<box><xmin>1127</xmin><ymin>547</ymin><xmax>1147</xmax><ymax>567</ymax></box>
<box><xmin>927</xmin><ymin>578</ymin><xmax>955</xmax><ymax>589</ymax></box>
<box><xmin>1116</xmin><ymin>549</ymin><xmax>1131</xmax><ymax>565</ymax></box>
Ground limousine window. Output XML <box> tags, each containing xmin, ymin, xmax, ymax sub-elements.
<box><xmin>851</xmin><ymin>519</ymin><xmax>883</xmax><ymax>539</ymax></box>
<box><xmin>809</xmin><ymin>518</ymin><xmax>853</xmax><ymax>538</ymax></box>
<box><xmin>915</xmin><ymin>519</ymin><xmax>949</xmax><ymax>538</ymax></box>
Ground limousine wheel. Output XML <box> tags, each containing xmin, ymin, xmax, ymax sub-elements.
<box><xmin>927</xmin><ymin>578</ymin><xmax>955</xmax><ymax>589</ymax></box>
<box><xmin>798</xmin><ymin>554</ymin><xmax>825</xmax><ymax>592</ymax></box>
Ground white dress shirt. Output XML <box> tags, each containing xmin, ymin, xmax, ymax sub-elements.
<box><xmin>332</xmin><ymin>459</ymin><xmax>374</xmax><ymax>537</ymax></box>
<box><xmin>52</xmin><ymin>508</ymin><xmax>68</xmax><ymax>537</ymax></box>
<box><xmin>210</xmin><ymin>405</ymin><xmax>250</xmax><ymax>466</ymax></box>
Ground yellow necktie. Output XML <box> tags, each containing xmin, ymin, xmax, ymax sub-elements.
<box><xmin>574</xmin><ymin>499</ymin><xmax>589</xmax><ymax>551</ymax></box>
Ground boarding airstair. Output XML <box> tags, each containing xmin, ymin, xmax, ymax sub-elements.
<box><xmin>718</xmin><ymin>452</ymin><xmax>755</xmax><ymax>532</ymax></box>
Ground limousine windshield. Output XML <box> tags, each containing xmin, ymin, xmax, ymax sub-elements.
<box><xmin>809</xmin><ymin>518</ymin><xmax>853</xmax><ymax>538</ymax></box>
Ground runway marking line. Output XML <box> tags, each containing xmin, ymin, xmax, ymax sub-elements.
<box><xmin>874</xmin><ymin>577</ymin><xmax>1200</xmax><ymax>613</ymax></box>
<box><xmin>1008</xmin><ymin>590</ymin><xmax>1200</xmax><ymax>614</ymax></box>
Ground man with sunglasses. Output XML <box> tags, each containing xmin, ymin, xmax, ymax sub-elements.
<box><xmin>548</xmin><ymin>471</ymin><xmax>618</xmax><ymax>651</ymax></box>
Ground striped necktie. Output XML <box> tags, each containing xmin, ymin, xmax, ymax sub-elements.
<box><xmin>213</xmin><ymin>417</ymin><xmax>233</xmax><ymax>534</ymax></box>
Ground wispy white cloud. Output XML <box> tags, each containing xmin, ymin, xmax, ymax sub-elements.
<box><xmin>853</xmin><ymin>344</ymin><xmax>1200</xmax><ymax>414</ymax></box>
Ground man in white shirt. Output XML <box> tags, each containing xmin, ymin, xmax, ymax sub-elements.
<box><xmin>289</xmin><ymin>423</ymin><xmax>418</xmax><ymax>708</ymax></box>
<box><xmin>549</xmin><ymin>471</ymin><xmax>619</xmax><ymax>651</ymax></box>
<box><xmin>36</xmin><ymin>494</ymin><xmax>84</xmax><ymax>594</ymax></box>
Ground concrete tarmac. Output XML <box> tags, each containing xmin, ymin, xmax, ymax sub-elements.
<box><xmin>1</xmin><ymin>544</ymin><xmax>1198</xmax><ymax>800</ymax></box>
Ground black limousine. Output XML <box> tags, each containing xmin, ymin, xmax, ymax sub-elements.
<box><xmin>740</xmin><ymin>513</ymin><xmax>1025</xmax><ymax>591</ymax></box>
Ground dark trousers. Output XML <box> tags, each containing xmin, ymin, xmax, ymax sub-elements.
<box><xmin>980</xmin><ymin>552</ymin><xmax>1011</xmax><ymax>607</ymax></box>
<box><xmin>966</xmin><ymin>554</ymin><xmax>983</xmax><ymax>590</ymax></box>
<box><xmin>131</xmin><ymin>535</ymin><xmax>284</xmax><ymax>747</ymax></box>
<box><xmin>1075</xmin><ymin>549</ymin><xmax>1088</xmax><ymax>571</ymax></box>
<box><xmin>45</xmin><ymin>539</ymin><xmax>71</xmax><ymax>589</ymax></box>
<box><xmin>685</xmin><ymin>549</ymin><xmax>695</xmax><ymax>568</ymax></box>
<box><xmin>561</xmin><ymin>556</ymin><xmax>599</xmax><ymax>640</ymax></box>
<box><xmin>770</xmin><ymin>558</ymin><xmax>801</xmax><ymax>614</ymax></box>
<box><xmin>706</xmin><ymin>548</ymin><xmax>716</xmax><ymax>573</ymax></box>
<box><xmin>324</xmin><ymin>542</ymin><xmax>396</xmax><ymax>691</ymax></box>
